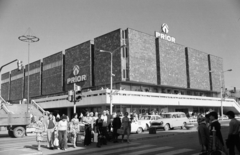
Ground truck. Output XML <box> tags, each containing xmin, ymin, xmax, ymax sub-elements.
<box><xmin>0</xmin><ymin>96</ymin><xmax>45</xmax><ymax>138</ymax></box>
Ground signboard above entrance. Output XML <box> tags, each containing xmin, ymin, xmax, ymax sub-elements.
<box><xmin>67</xmin><ymin>65</ymin><xmax>87</xmax><ymax>84</ymax></box>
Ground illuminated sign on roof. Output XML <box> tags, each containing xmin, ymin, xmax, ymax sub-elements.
<box><xmin>155</xmin><ymin>23</ymin><xmax>176</xmax><ymax>43</ymax></box>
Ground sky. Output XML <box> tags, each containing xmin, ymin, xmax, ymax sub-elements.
<box><xmin>0</xmin><ymin>0</ymin><xmax>240</xmax><ymax>89</ymax></box>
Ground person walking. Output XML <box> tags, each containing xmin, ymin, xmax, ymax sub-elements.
<box><xmin>121</xmin><ymin>112</ymin><xmax>131</xmax><ymax>143</ymax></box>
<box><xmin>226</xmin><ymin>111</ymin><xmax>240</xmax><ymax>155</ymax></box>
<box><xmin>208</xmin><ymin>111</ymin><xmax>225</xmax><ymax>153</ymax></box>
<box><xmin>70</xmin><ymin>113</ymin><xmax>79</xmax><ymax>148</ymax></box>
<box><xmin>82</xmin><ymin>112</ymin><xmax>93</xmax><ymax>146</ymax></box>
<box><xmin>58</xmin><ymin>115</ymin><xmax>68</xmax><ymax>151</ymax></box>
<box><xmin>112</xmin><ymin>112</ymin><xmax>122</xmax><ymax>143</ymax></box>
<box><xmin>101</xmin><ymin>110</ymin><xmax>108</xmax><ymax>143</ymax></box>
<box><xmin>35</xmin><ymin>116</ymin><xmax>45</xmax><ymax>151</ymax></box>
<box><xmin>46</xmin><ymin>113</ymin><xmax>56</xmax><ymax>149</ymax></box>
<box><xmin>197</xmin><ymin>115</ymin><xmax>209</xmax><ymax>153</ymax></box>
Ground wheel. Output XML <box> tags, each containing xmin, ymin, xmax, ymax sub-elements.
<box><xmin>136</xmin><ymin>127</ymin><xmax>143</xmax><ymax>134</ymax></box>
<box><xmin>181</xmin><ymin>122</ymin><xmax>187</xmax><ymax>129</ymax></box>
<box><xmin>164</xmin><ymin>124</ymin><xmax>170</xmax><ymax>131</ymax></box>
<box><xmin>13</xmin><ymin>126</ymin><xmax>25</xmax><ymax>138</ymax></box>
<box><xmin>8</xmin><ymin>130</ymin><xmax>13</xmax><ymax>137</ymax></box>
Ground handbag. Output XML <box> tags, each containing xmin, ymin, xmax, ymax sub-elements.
<box><xmin>117</xmin><ymin>128</ymin><xmax>124</xmax><ymax>135</ymax></box>
<box><xmin>94</xmin><ymin>133</ymin><xmax>98</xmax><ymax>142</ymax></box>
<box><xmin>53</xmin><ymin>138</ymin><xmax>59</xmax><ymax>147</ymax></box>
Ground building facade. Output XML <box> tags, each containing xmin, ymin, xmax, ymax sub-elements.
<box><xmin>1</xmin><ymin>26</ymin><xmax>225</xmax><ymax>116</ymax></box>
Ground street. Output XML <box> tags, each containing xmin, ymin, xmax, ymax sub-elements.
<box><xmin>0</xmin><ymin>120</ymin><xmax>238</xmax><ymax>155</ymax></box>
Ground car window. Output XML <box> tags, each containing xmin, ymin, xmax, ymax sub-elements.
<box><xmin>162</xmin><ymin>114</ymin><xmax>171</xmax><ymax>118</ymax></box>
<box><xmin>151</xmin><ymin>116</ymin><xmax>155</xmax><ymax>120</ymax></box>
<box><xmin>156</xmin><ymin>116</ymin><xmax>161</xmax><ymax>120</ymax></box>
<box><xmin>172</xmin><ymin>115</ymin><xmax>177</xmax><ymax>118</ymax></box>
<box><xmin>140</xmin><ymin>116</ymin><xmax>151</xmax><ymax>120</ymax></box>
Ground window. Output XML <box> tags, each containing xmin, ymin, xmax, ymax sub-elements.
<box><xmin>123</xmin><ymin>69</ymin><xmax>126</xmax><ymax>78</ymax></box>
<box><xmin>126</xmin><ymin>69</ymin><xmax>129</xmax><ymax>79</ymax></box>
<box><xmin>122</xmin><ymin>48</ymin><xmax>125</xmax><ymax>58</ymax></box>
<box><xmin>125</xmin><ymin>47</ymin><xmax>128</xmax><ymax>58</ymax></box>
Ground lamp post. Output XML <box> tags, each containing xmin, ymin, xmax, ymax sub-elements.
<box><xmin>210</xmin><ymin>69</ymin><xmax>232</xmax><ymax>120</ymax></box>
<box><xmin>100</xmin><ymin>45</ymin><xmax>126</xmax><ymax>115</ymax></box>
<box><xmin>18</xmin><ymin>28</ymin><xmax>39</xmax><ymax>112</ymax></box>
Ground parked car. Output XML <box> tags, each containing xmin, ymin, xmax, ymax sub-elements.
<box><xmin>151</xmin><ymin>112</ymin><xmax>189</xmax><ymax>131</ymax></box>
<box><xmin>131</xmin><ymin>115</ymin><xmax>162</xmax><ymax>134</ymax></box>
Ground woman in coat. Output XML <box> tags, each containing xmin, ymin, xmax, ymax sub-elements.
<box><xmin>208</xmin><ymin>111</ymin><xmax>226</xmax><ymax>153</ymax></box>
<box><xmin>121</xmin><ymin>112</ymin><xmax>131</xmax><ymax>143</ymax></box>
<box><xmin>36</xmin><ymin>116</ymin><xmax>45</xmax><ymax>151</ymax></box>
<box><xmin>197</xmin><ymin>115</ymin><xmax>209</xmax><ymax>152</ymax></box>
<box><xmin>70</xmin><ymin>113</ymin><xmax>79</xmax><ymax>148</ymax></box>
<box><xmin>112</xmin><ymin>112</ymin><xmax>122</xmax><ymax>143</ymax></box>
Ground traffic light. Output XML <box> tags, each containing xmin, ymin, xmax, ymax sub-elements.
<box><xmin>68</xmin><ymin>90</ymin><xmax>74</xmax><ymax>102</ymax></box>
<box><xmin>75</xmin><ymin>90</ymin><xmax>82</xmax><ymax>102</ymax></box>
<box><xmin>17</xmin><ymin>60</ymin><xmax>23</xmax><ymax>71</ymax></box>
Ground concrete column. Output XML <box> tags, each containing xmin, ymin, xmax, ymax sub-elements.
<box><xmin>67</xmin><ymin>107</ymin><xmax>71</xmax><ymax>120</ymax></box>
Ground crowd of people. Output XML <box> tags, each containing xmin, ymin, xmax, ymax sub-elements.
<box><xmin>197</xmin><ymin>110</ymin><xmax>240</xmax><ymax>155</ymax></box>
<box><xmin>34</xmin><ymin>110</ymin><xmax>138</xmax><ymax>151</ymax></box>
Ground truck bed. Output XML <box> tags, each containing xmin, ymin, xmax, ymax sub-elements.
<box><xmin>0</xmin><ymin>113</ymin><xmax>31</xmax><ymax>126</ymax></box>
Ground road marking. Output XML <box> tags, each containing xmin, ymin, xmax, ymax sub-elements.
<box><xmin>191</xmin><ymin>153</ymin><xmax>199</xmax><ymax>155</ymax></box>
<box><xmin>155</xmin><ymin>148</ymin><xmax>193</xmax><ymax>155</ymax></box>
<box><xmin>88</xmin><ymin>144</ymin><xmax>155</xmax><ymax>155</ymax></box>
<box><xmin>65</xmin><ymin>143</ymin><xmax>139</xmax><ymax>154</ymax></box>
<box><xmin>120</xmin><ymin>146</ymin><xmax>173</xmax><ymax>155</ymax></box>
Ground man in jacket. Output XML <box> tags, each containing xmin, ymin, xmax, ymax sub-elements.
<box><xmin>112</xmin><ymin>112</ymin><xmax>122</xmax><ymax>143</ymax></box>
<box><xmin>226</xmin><ymin>111</ymin><xmax>240</xmax><ymax>155</ymax></box>
<box><xmin>46</xmin><ymin>113</ymin><xmax>56</xmax><ymax>149</ymax></box>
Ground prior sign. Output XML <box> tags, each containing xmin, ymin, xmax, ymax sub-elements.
<box><xmin>155</xmin><ymin>23</ymin><xmax>176</xmax><ymax>43</ymax></box>
<box><xmin>67</xmin><ymin>65</ymin><xmax>87</xmax><ymax>84</ymax></box>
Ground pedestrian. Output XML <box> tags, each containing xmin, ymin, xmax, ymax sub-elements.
<box><xmin>58</xmin><ymin>115</ymin><xmax>68</xmax><ymax>151</ymax></box>
<box><xmin>208</xmin><ymin>111</ymin><xmax>225</xmax><ymax>152</ymax></box>
<box><xmin>101</xmin><ymin>110</ymin><xmax>108</xmax><ymax>142</ymax></box>
<box><xmin>226</xmin><ymin>111</ymin><xmax>240</xmax><ymax>155</ymax></box>
<box><xmin>70</xmin><ymin>113</ymin><xmax>79</xmax><ymax>148</ymax></box>
<box><xmin>121</xmin><ymin>112</ymin><xmax>131</xmax><ymax>143</ymax></box>
<box><xmin>112</xmin><ymin>112</ymin><xmax>121</xmax><ymax>143</ymax></box>
<box><xmin>82</xmin><ymin>112</ymin><xmax>93</xmax><ymax>146</ymax></box>
<box><xmin>56</xmin><ymin>113</ymin><xmax>60</xmax><ymax>119</ymax></box>
<box><xmin>197</xmin><ymin>115</ymin><xmax>209</xmax><ymax>153</ymax></box>
<box><xmin>46</xmin><ymin>112</ymin><xmax>56</xmax><ymax>149</ymax></box>
<box><xmin>35</xmin><ymin>116</ymin><xmax>45</xmax><ymax>151</ymax></box>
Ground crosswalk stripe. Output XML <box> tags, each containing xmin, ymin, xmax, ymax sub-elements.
<box><xmin>88</xmin><ymin>144</ymin><xmax>155</xmax><ymax>155</ymax></box>
<box><xmin>119</xmin><ymin>146</ymin><xmax>173</xmax><ymax>155</ymax></box>
<box><xmin>155</xmin><ymin>148</ymin><xmax>193</xmax><ymax>155</ymax></box>
<box><xmin>65</xmin><ymin>143</ymin><xmax>139</xmax><ymax>154</ymax></box>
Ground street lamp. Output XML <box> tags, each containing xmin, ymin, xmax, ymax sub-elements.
<box><xmin>99</xmin><ymin>45</ymin><xmax>126</xmax><ymax>115</ymax></box>
<box><xmin>18</xmin><ymin>28</ymin><xmax>39</xmax><ymax>112</ymax></box>
<box><xmin>210</xmin><ymin>69</ymin><xmax>232</xmax><ymax>120</ymax></box>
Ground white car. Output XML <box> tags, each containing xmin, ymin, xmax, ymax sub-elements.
<box><xmin>151</xmin><ymin>112</ymin><xmax>189</xmax><ymax>131</ymax></box>
<box><xmin>131</xmin><ymin>115</ymin><xmax>162</xmax><ymax>134</ymax></box>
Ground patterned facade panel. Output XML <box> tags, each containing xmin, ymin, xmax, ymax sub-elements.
<box><xmin>10</xmin><ymin>69</ymin><xmax>24</xmax><ymax>101</ymax></box>
<box><xmin>187</xmin><ymin>48</ymin><xmax>210</xmax><ymax>90</ymax></box>
<box><xmin>65</xmin><ymin>41</ymin><xmax>92</xmax><ymax>91</ymax></box>
<box><xmin>42</xmin><ymin>52</ymin><xmax>63</xmax><ymax>95</ymax></box>
<box><xmin>24</xmin><ymin>60</ymin><xmax>41</xmax><ymax>98</ymax></box>
<box><xmin>1</xmin><ymin>72</ymin><xmax>10</xmax><ymax>100</ymax></box>
<box><xmin>158</xmin><ymin>39</ymin><xmax>187</xmax><ymax>88</ymax></box>
<box><xmin>94</xmin><ymin>29</ymin><xmax>122</xmax><ymax>86</ymax></box>
<box><xmin>127</xmin><ymin>29</ymin><xmax>157</xmax><ymax>84</ymax></box>
<box><xmin>1</xmin><ymin>82</ymin><xmax>9</xmax><ymax>100</ymax></box>
<box><xmin>209</xmin><ymin>55</ymin><xmax>223</xmax><ymax>92</ymax></box>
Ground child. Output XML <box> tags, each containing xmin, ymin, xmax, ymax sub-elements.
<box><xmin>53</xmin><ymin>130</ymin><xmax>59</xmax><ymax>150</ymax></box>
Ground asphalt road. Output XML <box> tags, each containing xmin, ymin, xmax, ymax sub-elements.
<box><xmin>0</xmin><ymin>120</ymin><xmax>237</xmax><ymax>155</ymax></box>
